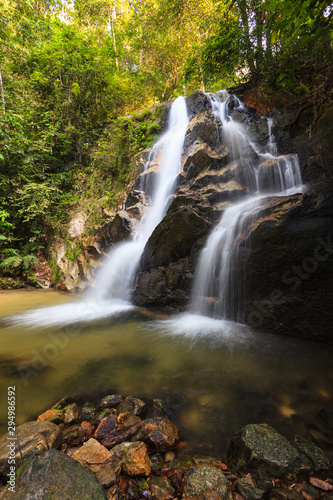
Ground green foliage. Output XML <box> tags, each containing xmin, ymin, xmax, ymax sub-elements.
<box><xmin>65</xmin><ymin>243</ymin><xmax>82</xmax><ymax>262</ymax></box>
<box><xmin>0</xmin><ymin>278</ymin><xmax>23</xmax><ymax>289</ymax></box>
<box><xmin>0</xmin><ymin>252</ymin><xmax>38</xmax><ymax>279</ymax></box>
<box><xmin>0</xmin><ymin>0</ymin><xmax>331</xmax><ymax>287</ymax></box>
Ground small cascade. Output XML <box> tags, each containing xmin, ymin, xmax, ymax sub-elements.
<box><xmin>90</xmin><ymin>96</ymin><xmax>189</xmax><ymax>302</ymax></box>
<box><xmin>267</xmin><ymin>117</ymin><xmax>278</xmax><ymax>156</ymax></box>
<box><xmin>190</xmin><ymin>91</ymin><xmax>304</xmax><ymax>321</ymax></box>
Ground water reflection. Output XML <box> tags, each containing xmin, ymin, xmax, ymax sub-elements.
<box><xmin>0</xmin><ymin>290</ymin><xmax>332</xmax><ymax>460</ymax></box>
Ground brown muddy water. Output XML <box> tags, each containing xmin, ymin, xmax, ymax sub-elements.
<box><xmin>0</xmin><ymin>289</ymin><xmax>333</xmax><ymax>459</ymax></box>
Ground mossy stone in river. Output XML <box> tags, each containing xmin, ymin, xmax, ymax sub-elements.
<box><xmin>292</xmin><ymin>435</ymin><xmax>330</xmax><ymax>472</ymax></box>
<box><xmin>236</xmin><ymin>477</ymin><xmax>266</xmax><ymax>499</ymax></box>
<box><xmin>227</xmin><ymin>424</ymin><xmax>311</xmax><ymax>478</ymax></box>
<box><xmin>1</xmin><ymin>449</ymin><xmax>107</xmax><ymax>499</ymax></box>
<box><xmin>183</xmin><ymin>466</ymin><xmax>232</xmax><ymax>499</ymax></box>
<box><xmin>117</xmin><ymin>396</ymin><xmax>147</xmax><ymax>417</ymax></box>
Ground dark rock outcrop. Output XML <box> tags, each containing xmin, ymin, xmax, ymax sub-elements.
<box><xmin>242</xmin><ymin>184</ymin><xmax>333</xmax><ymax>343</ymax></box>
<box><xmin>227</xmin><ymin>424</ymin><xmax>330</xmax><ymax>479</ymax></box>
<box><xmin>133</xmin><ymin>93</ymin><xmax>333</xmax><ymax>342</ymax></box>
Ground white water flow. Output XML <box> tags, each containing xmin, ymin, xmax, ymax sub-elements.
<box><xmin>190</xmin><ymin>91</ymin><xmax>304</xmax><ymax>321</ymax></box>
<box><xmin>11</xmin><ymin>97</ymin><xmax>189</xmax><ymax>327</ymax></box>
<box><xmin>91</xmin><ymin>96</ymin><xmax>189</xmax><ymax>302</ymax></box>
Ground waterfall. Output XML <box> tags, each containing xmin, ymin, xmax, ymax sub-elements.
<box><xmin>91</xmin><ymin>96</ymin><xmax>189</xmax><ymax>302</ymax></box>
<box><xmin>190</xmin><ymin>91</ymin><xmax>304</xmax><ymax>321</ymax></box>
<box><xmin>12</xmin><ymin>97</ymin><xmax>189</xmax><ymax>327</ymax></box>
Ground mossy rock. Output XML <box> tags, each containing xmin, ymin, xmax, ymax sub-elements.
<box><xmin>0</xmin><ymin>449</ymin><xmax>107</xmax><ymax>499</ymax></box>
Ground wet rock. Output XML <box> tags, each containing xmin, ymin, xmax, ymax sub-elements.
<box><xmin>122</xmin><ymin>441</ymin><xmax>151</xmax><ymax>476</ymax></box>
<box><xmin>243</xmin><ymin>186</ymin><xmax>333</xmax><ymax>342</ymax></box>
<box><xmin>118</xmin><ymin>396</ymin><xmax>147</xmax><ymax>417</ymax></box>
<box><xmin>72</xmin><ymin>438</ymin><xmax>121</xmax><ymax>488</ymax></box>
<box><xmin>149</xmin><ymin>452</ymin><xmax>165</xmax><ymax>471</ymax></box>
<box><xmin>126</xmin><ymin>481</ymin><xmax>140</xmax><ymax>499</ymax></box>
<box><xmin>101</xmin><ymin>421</ymin><xmax>144</xmax><ymax>448</ymax></box>
<box><xmin>140</xmin><ymin>207</ymin><xmax>207</xmax><ymax>271</ymax></box>
<box><xmin>37</xmin><ymin>408</ymin><xmax>63</xmax><ymax>424</ymax></box>
<box><xmin>81</xmin><ymin>403</ymin><xmax>97</xmax><ymax>421</ymax></box>
<box><xmin>269</xmin><ymin>487</ymin><xmax>303</xmax><ymax>499</ymax></box>
<box><xmin>185</xmin><ymin>91</ymin><xmax>212</xmax><ymax>121</ymax></box>
<box><xmin>53</xmin><ymin>396</ymin><xmax>76</xmax><ymax>409</ymax></box>
<box><xmin>149</xmin><ymin>475</ymin><xmax>175</xmax><ymax>499</ymax></box>
<box><xmin>183</xmin><ymin>140</ymin><xmax>227</xmax><ymax>179</ymax></box>
<box><xmin>72</xmin><ymin>438</ymin><xmax>110</xmax><ymax>463</ymax></box>
<box><xmin>0</xmin><ymin>421</ymin><xmax>62</xmax><ymax>473</ymax></box>
<box><xmin>94</xmin><ymin>409</ymin><xmax>117</xmax><ymax>426</ymax></box>
<box><xmin>99</xmin><ymin>394</ymin><xmax>124</xmax><ymax>410</ymax></box>
<box><xmin>228</xmin><ymin>424</ymin><xmax>311</xmax><ymax>478</ymax></box>
<box><xmin>124</xmin><ymin>415</ymin><xmax>141</xmax><ymax>427</ymax></box>
<box><xmin>94</xmin><ymin>415</ymin><xmax>118</xmax><ymax>440</ymax></box>
<box><xmin>147</xmin><ymin>419</ymin><xmax>180</xmax><ymax>452</ymax></box>
<box><xmin>236</xmin><ymin>477</ymin><xmax>266</xmax><ymax>499</ymax></box>
<box><xmin>2</xmin><ymin>449</ymin><xmax>107</xmax><ymax>499</ymax></box>
<box><xmin>108</xmin><ymin>442</ymin><xmax>132</xmax><ymax>464</ymax></box>
<box><xmin>184</xmin><ymin>109</ymin><xmax>222</xmax><ymax>149</ymax></box>
<box><xmin>183</xmin><ymin>466</ymin><xmax>232</xmax><ymax>499</ymax></box>
<box><xmin>62</xmin><ymin>422</ymin><xmax>94</xmax><ymax>446</ymax></box>
<box><xmin>292</xmin><ymin>435</ymin><xmax>330</xmax><ymax>472</ymax></box>
<box><xmin>64</xmin><ymin>403</ymin><xmax>80</xmax><ymax>424</ymax></box>
<box><xmin>118</xmin><ymin>412</ymin><xmax>131</xmax><ymax>423</ymax></box>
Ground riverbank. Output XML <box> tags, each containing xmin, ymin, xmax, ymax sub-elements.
<box><xmin>0</xmin><ymin>393</ymin><xmax>332</xmax><ymax>499</ymax></box>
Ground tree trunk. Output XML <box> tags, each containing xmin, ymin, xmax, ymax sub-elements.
<box><xmin>236</xmin><ymin>0</ymin><xmax>256</xmax><ymax>74</ymax></box>
<box><xmin>110</xmin><ymin>12</ymin><xmax>119</xmax><ymax>69</ymax></box>
<box><xmin>0</xmin><ymin>67</ymin><xmax>9</xmax><ymax>168</ymax></box>
<box><xmin>199</xmin><ymin>64</ymin><xmax>205</xmax><ymax>92</ymax></box>
<box><xmin>0</xmin><ymin>69</ymin><xmax>5</xmax><ymax>114</ymax></box>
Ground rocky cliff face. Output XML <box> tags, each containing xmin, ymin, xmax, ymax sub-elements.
<box><xmin>133</xmin><ymin>92</ymin><xmax>333</xmax><ymax>342</ymax></box>
<box><xmin>53</xmin><ymin>90</ymin><xmax>333</xmax><ymax>343</ymax></box>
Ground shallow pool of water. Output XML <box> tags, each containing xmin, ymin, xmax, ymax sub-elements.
<box><xmin>0</xmin><ymin>289</ymin><xmax>332</xmax><ymax>459</ymax></box>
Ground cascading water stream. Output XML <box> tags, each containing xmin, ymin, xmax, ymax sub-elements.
<box><xmin>190</xmin><ymin>91</ymin><xmax>304</xmax><ymax>321</ymax></box>
<box><xmin>12</xmin><ymin>97</ymin><xmax>189</xmax><ymax>326</ymax></box>
<box><xmin>91</xmin><ymin>96</ymin><xmax>189</xmax><ymax>303</ymax></box>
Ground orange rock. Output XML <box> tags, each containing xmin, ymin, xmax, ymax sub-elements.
<box><xmin>122</xmin><ymin>441</ymin><xmax>151</xmax><ymax>476</ymax></box>
<box><xmin>118</xmin><ymin>412</ymin><xmax>130</xmax><ymax>423</ymax></box>
<box><xmin>37</xmin><ymin>409</ymin><xmax>63</xmax><ymax>424</ymax></box>
<box><xmin>72</xmin><ymin>438</ymin><xmax>110</xmax><ymax>464</ymax></box>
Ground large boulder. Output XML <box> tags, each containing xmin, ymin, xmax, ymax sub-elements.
<box><xmin>227</xmin><ymin>424</ymin><xmax>330</xmax><ymax>479</ymax></box>
<box><xmin>0</xmin><ymin>449</ymin><xmax>107</xmax><ymax>499</ymax></box>
<box><xmin>242</xmin><ymin>185</ymin><xmax>333</xmax><ymax>342</ymax></box>
<box><xmin>0</xmin><ymin>421</ymin><xmax>62</xmax><ymax>475</ymax></box>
